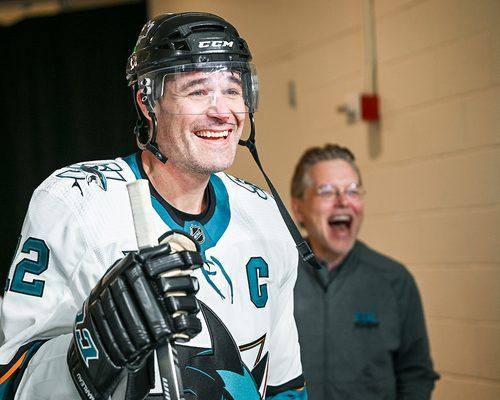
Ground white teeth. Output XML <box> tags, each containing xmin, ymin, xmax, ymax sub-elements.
<box><xmin>329</xmin><ymin>215</ymin><xmax>352</xmax><ymax>223</ymax></box>
<box><xmin>195</xmin><ymin>130</ymin><xmax>229</xmax><ymax>138</ymax></box>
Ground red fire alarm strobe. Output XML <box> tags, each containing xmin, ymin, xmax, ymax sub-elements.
<box><xmin>360</xmin><ymin>94</ymin><xmax>380</xmax><ymax>121</ymax></box>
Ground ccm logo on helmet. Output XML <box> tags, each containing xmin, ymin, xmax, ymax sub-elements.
<box><xmin>198</xmin><ymin>40</ymin><xmax>234</xmax><ymax>48</ymax></box>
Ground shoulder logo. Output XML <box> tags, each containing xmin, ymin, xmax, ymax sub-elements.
<box><xmin>224</xmin><ymin>174</ymin><xmax>268</xmax><ymax>200</ymax></box>
<box><xmin>56</xmin><ymin>162</ymin><xmax>126</xmax><ymax>195</ymax></box>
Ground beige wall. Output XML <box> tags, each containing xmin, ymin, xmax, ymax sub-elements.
<box><xmin>150</xmin><ymin>1</ymin><xmax>500</xmax><ymax>398</ymax></box>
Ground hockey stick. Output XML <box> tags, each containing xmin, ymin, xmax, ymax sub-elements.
<box><xmin>127</xmin><ymin>179</ymin><xmax>186</xmax><ymax>400</ymax></box>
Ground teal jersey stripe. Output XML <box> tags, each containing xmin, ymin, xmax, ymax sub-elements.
<box><xmin>150</xmin><ymin>174</ymin><xmax>230</xmax><ymax>254</ymax></box>
<box><xmin>266</xmin><ymin>387</ymin><xmax>308</xmax><ymax>400</ymax></box>
<box><xmin>122</xmin><ymin>152</ymin><xmax>141</xmax><ymax>180</ymax></box>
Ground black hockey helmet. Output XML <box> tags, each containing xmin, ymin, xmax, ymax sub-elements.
<box><xmin>127</xmin><ymin>12</ymin><xmax>253</xmax><ymax>83</ymax></box>
<box><xmin>127</xmin><ymin>13</ymin><xmax>258</xmax><ymax>161</ymax></box>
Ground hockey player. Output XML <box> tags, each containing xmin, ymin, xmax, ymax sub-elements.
<box><xmin>0</xmin><ymin>13</ymin><xmax>308</xmax><ymax>400</ymax></box>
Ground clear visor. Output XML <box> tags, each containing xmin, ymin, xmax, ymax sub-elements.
<box><xmin>139</xmin><ymin>62</ymin><xmax>258</xmax><ymax>115</ymax></box>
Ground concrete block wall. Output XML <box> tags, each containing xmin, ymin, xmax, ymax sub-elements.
<box><xmin>150</xmin><ymin>1</ymin><xmax>500</xmax><ymax>398</ymax></box>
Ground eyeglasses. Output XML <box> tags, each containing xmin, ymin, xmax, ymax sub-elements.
<box><xmin>315</xmin><ymin>182</ymin><xmax>366</xmax><ymax>201</ymax></box>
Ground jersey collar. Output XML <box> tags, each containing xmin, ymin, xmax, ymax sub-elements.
<box><xmin>122</xmin><ymin>152</ymin><xmax>231</xmax><ymax>253</ymax></box>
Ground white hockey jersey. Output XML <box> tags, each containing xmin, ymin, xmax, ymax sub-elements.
<box><xmin>0</xmin><ymin>153</ymin><xmax>304</xmax><ymax>400</ymax></box>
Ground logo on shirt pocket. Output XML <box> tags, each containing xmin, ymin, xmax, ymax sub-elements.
<box><xmin>354</xmin><ymin>311</ymin><xmax>380</xmax><ymax>328</ymax></box>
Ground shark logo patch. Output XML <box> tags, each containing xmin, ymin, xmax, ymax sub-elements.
<box><xmin>56</xmin><ymin>162</ymin><xmax>126</xmax><ymax>195</ymax></box>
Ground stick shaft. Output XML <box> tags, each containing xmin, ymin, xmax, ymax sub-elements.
<box><xmin>127</xmin><ymin>180</ymin><xmax>185</xmax><ymax>400</ymax></box>
<box><xmin>127</xmin><ymin>180</ymin><xmax>157</xmax><ymax>250</ymax></box>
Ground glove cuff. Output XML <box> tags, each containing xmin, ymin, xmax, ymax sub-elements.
<box><xmin>67</xmin><ymin>302</ymin><xmax>123</xmax><ymax>400</ymax></box>
<box><xmin>68</xmin><ymin>338</ymin><xmax>107</xmax><ymax>400</ymax></box>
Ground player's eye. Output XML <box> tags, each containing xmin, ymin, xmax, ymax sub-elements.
<box><xmin>224</xmin><ymin>88</ymin><xmax>242</xmax><ymax>96</ymax></box>
<box><xmin>189</xmin><ymin>89</ymin><xmax>209</xmax><ymax>97</ymax></box>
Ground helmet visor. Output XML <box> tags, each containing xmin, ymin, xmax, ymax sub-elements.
<box><xmin>139</xmin><ymin>62</ymin><xmax>258</xmax><ymax>115</ymax></box>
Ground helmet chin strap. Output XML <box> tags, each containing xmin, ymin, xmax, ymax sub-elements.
<box><xmin>239</xmin><ymin>113</ymin><xmax>321</xmax><ymax>269</ymax></box>
<box><xmin>132</xmin><ymin>85</ymin><xmax>168</xmax><ymax>163</ymax></box>
<box><xmin>144</xmin><ymin>112</ymin><xmax>168</xmax><ymax>163</ymax></box>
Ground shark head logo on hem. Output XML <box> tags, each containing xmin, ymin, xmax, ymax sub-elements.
<box><xmin>177</xmin><ymin>301</ymin><xmax>268</xmax><ymax>399</ymax></box>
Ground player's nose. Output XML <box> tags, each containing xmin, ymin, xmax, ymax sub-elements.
<box><xmin>207</xmin><ymin>92</ymin><xmax>234</xmax><ymax>119</ymax></box>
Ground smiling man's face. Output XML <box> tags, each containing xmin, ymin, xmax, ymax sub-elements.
<box><xmin>292</xmin><ymin>159</ymin><xmax>364</xmax><ymax>264</ymax></box>
<box><xmin>155</xmin><ymin>70</ymin><xmax>246</xmax><ymax>175</ymax></box>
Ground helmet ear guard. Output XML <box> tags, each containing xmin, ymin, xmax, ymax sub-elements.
<box><xmin>131</xmin><ymin>81</ymin><xmax>167</xmax><ymax>163</ymax></box>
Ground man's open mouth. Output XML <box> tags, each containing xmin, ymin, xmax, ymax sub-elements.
<box><xmin>328</xmin><ymin>215</ymin><xmax>353</xmax><ymax>230</ymax></box>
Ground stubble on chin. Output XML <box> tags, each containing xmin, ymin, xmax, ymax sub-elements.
<box><xmin>177</xmin><ymin>147</ymin><xmax>237</xmax><ymax>175</ymax></box>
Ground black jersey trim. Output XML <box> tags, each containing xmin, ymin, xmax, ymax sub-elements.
<box><xmin>266</xmin><ymin>374</ymin><xmax>306</xmax><ymax>396</ymax></box>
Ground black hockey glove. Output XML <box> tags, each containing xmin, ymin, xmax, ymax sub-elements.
<box><xmin>67</xmin><ymin>238</ymin><xmax>203</xmax><ymax>400</ymax></box>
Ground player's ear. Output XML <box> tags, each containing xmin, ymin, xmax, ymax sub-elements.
<box><xmin>291</xmin><ymin>197</ymin><xmax>305</xmax><ymax>225</ymax></box>
<box><xmin>136</xmin><ymin>90</ymin><xmax>152</xmax><ymax>121</ymax></box>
